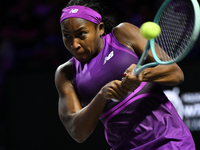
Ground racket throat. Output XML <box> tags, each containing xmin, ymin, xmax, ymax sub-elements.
<box><xmin>132</xmin><ymin>41</ymin><xmax>151</xmax><ymax>76</ymax></box>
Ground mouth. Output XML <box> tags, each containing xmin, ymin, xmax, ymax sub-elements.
<box><xmin>73</xmin><ymin>50</ymin><xmax>91</xmax><ymax>62</ymax></box>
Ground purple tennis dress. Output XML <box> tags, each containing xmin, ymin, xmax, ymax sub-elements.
<box><xmin>70</xmin><ymin>31</ymin><xmax>195</xmax><ymax>150</ymax></box>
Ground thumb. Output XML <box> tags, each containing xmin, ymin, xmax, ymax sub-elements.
<box><xmin>125</xmin><ymin>64</ymin><xmax>137</xmax><ymax>75</ymax></box>
<box><xmin>138</xmin><ymin>73</ymin><xmax>143</xmax><ymax>81</ymax></box>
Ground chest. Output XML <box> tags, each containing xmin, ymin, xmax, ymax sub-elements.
<box><xmin>74</xmin><ymin>46</ymin><xmax>139</xmax><ymax>106</ymax></box>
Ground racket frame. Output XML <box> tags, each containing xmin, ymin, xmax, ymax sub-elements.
<box><xmin>132</xmin><ymin>0</ymin><xmax>200</xmax><ymax>76</ymax></box>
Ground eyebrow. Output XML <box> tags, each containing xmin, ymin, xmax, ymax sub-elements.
<box><xmin>62</xmin><ymin>27</ymin><xmax>87</xmax><ymax>33</ymax></box>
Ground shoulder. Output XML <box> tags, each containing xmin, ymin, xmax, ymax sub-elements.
<box><xmin>55</xmin><ymin>60</ymin><xmax>73</xmax><ymax>83</ymax></box>
<box><xmin>113</xmin><ymin>22</ymin><xmax>139</xmax><ymax>32</ymax></box>
<box><xmin>113</xmin><ymin>22</ymin><xmax>140</xmax><ymax>40</ymax></box>
<box><xmin>112</xmin><ymin>22</ymin><xmax>142</xmax><ymax>49</ymax></box>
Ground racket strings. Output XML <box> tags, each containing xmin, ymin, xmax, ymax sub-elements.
<box><xmin>155</xmin><ymin>0</ymin><xmax>194</xmax><ymax>62</ymax></box>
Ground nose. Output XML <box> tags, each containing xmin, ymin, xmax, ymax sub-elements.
<box><xmin>71</xmin><ymin>38</ymin><xmax>81</xmax><ymax>50</ymax></box>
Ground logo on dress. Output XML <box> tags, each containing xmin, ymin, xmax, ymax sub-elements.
<box><xmin>104</xmin><ymin>51</ymin><xmax>114</xmax><ymax>65</ymax></box>
<box><xmin>69</xmin><ymin>9</ymin><xmax>79</xmax><ymax>14</ymax></box>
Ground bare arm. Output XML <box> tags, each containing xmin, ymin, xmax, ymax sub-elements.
<box><xmin>113</xmin><ymin>22</ymin><xmax>184</xmax><ymax>87</ymax></box>
<box><xmin>55</xmin><ymin>61</ymin><xmax>129</xmax><ymax>143</ymax></box>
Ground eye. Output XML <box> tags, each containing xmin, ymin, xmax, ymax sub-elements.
<box><xmin>80</xmin><ymin>31</ymin><xmax>86</xmax><ymax>36</ymax></box>
<box><xmin>78</xmin><ymin>31</ymin><xmax>87</xmax><ymax>39</ymax></box>
<box><xmin>63</xmin><ymin>33</ymin><xmax>71</xmax><ymax>39</ymax></box>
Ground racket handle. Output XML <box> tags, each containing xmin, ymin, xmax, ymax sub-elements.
<box><xmin>131</xmin><ymin>68</ymin><xmax>139</xmax><ymax>76</ymax></box>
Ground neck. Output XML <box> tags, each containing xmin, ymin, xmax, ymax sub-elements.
<box><xmin>94</xmin><ymin>37</ymin><xmax>104</xmax><ymax>58</ymax></box>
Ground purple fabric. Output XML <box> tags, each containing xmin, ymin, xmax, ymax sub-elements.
<box><xmin>60</xmin><ymin>5</ymin><xmax>102</xmax><ymax>24</ymax></box>
<box><xmin>70</xmin><ymin>31</ymin><xmax>195</xmax><ymax>149</ymax></box>
<box><xmin>70</xmin><ymin>32</ymin><xmax>139</xmax><ymax>107</ymax></box>
<box><xmin>102</xmin><ymin>84</ymin><xmax>195</xmax><ymax>150</ymax></box>
<box><xmin>70</xmin><ymin>31</ymin><xmax>139</xmax><ymax>107</ymax></box>
<box><xmin>100</xmin><ymin>82</ymin><xmax>147</xmax><ymax>119</ymax></box>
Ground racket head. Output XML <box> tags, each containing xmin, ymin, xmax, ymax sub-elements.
<box><xmin>150</xmin><ymin>0</ymin><xmax>200</xmax><ymax>64</ymax></box>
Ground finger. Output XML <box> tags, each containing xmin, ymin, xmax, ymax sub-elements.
<box><xmin>122</xmin><ymin>74</ymin><xmax>138</xmax><ymax>87</ymax></box>
<box><xmin>109</xmin><ymin>81</ymin><xmax>128</xmax><ymax>97</ymax></box>
<box><xmin>115</xmin><ymin>84</ymin><xmax>129</xmax><ymax>98</ymax></box>
<box><xmin>109</xmin><ymin>81</ymin><xmax>130</xmax><ymax>100</ymax></box>
<box><xmin>124</xmin><ymin>64</ymin><xmax>137</xmax><ymax>75</ymax></box>
<box><xmin>102</xmin><ymin>80</ymin><xmax>124</xmax><ymax>99</ymax></box>
<box><xmin>138</xmin><ymin>68</ymin><xmax>151</xmax><ymax>81</ymax></box>
<box><xmin>122</xmin><ymin>75</ymin><xmax>141</xmax><ymax>91</ymax></box>
<box><xmin>104</xmin><ymin>87</ymin><xmax>124</xmax><ymax>100</ymax></box>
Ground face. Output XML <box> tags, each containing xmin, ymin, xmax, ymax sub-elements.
<box><xmin>61</xmin><ymin>18</ymin><xmax>105</xmax><ymax>62</ymax></box>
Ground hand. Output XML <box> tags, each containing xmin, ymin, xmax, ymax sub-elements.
<box><xmin>101</xmin><ymin>80</ymin><xmax>129</xmax><ymax>101</ymax></box>
<box><xmin>122</xmin><ymin>64</ymin><xmax>142</xmax><ymax>92</ymax></box>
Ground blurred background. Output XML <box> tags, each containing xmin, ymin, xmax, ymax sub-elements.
<box><xmin>0</xmin><ymin>0</ymin><xmax>200</xmax><ymax>149</ymax></box>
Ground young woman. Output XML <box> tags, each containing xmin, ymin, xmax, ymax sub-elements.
<box><xmin>55</xmin><ymin>0</ymin><xmax>195</xmax><ymax>149</ymax></box>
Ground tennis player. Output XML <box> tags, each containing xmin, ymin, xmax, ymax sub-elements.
<box><xmin>55</xmin><ymin>0</ymin><xmax>195</xmax><ymax>149</ymax></box>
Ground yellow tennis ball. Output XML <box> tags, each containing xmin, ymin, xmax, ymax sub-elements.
<box><xmin>140</xmin><ymin>22</ymin><xmax>161</xmax><ymax>40</ymax></box>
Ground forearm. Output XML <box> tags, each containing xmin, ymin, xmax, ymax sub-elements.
<box><xmin>140</xmin><ymin>64</ymin><xmax>184</xmax><ymax>86</ymax></box>
<box><xmin>61</xmin><ymin>92</ymin><xmax>107</xmax><ymax>143</ymax></box>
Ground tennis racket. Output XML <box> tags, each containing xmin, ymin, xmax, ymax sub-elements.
<box><xmin>132</xmin><ymin>0</ymin><xmax>200</xmax><ymax>76</ymax></box>
<box><xmin>112</xmin><ymin>0</ymin><xmax>200</xmax><ymax>102</ymax></box>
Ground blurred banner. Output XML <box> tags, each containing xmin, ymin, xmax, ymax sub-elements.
<box><xmin>164</xmin><ymin>87</ymin><xmax>200</xmax><ymax>131</ymax></box>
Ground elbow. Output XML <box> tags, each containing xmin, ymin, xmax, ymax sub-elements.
<box><xmin>70</xmin><ymin>129</ymin><xmax>88</xmax><ymax>143</ymax></box>
<box><xmin>73</xmin><ymin>135</ymin><xmax>87</xmax><ymax>143</ymax></box>
<box><xmin>70</xmin><ymin>129</ymin><xmax>89</xmax><ymax>143</ymax></box>
<box><xmin>171</xmin><ymin>69</ymin><xmax>184</xmax><ymax>85</ymax></box>
<box><xmin>175</xmin><ymin>68</ymin><xmax>184</xmax><ymax>84</ymax></box>
<box><xmin>59</xmin><ymin>114</ymin><xmax>88</xmax><ymax>143</ymax></box>
<box><xmin>177</xmin><ymin>73</ymin><xmax>184</xmax><ymax>84</ymax></box>
<box><xmin>170</xmin><ymin>64</ymin><xmax>184</xmax><ymax>85</ymax></box>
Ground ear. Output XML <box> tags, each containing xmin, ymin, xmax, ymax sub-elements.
<box><xmin>98</xmin><ymin>22</ymin><xmax>105</xmax><ymax>36</ymax></box>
